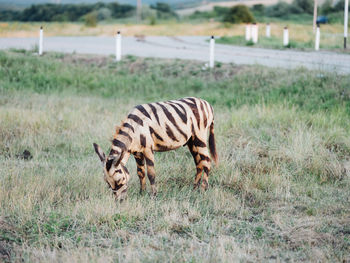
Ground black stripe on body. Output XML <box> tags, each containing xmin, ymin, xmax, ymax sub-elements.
<box><xmin>149</xmin><ymin>126</ymin><xmax>164</xmax><ymax>141</ymax></box>
<box><xmin>166</xmin><ymin>102</ymin><xmax>187</xmax><ymax>124</ymax></box>
<box><xmin>203</xmin><ymin>101</ymin><xmax>210</xmax><ymax>117</ymax></box>
<box><xmin>106</xmin><ymin>159</ymin><xmax>113</xmax><ymax>171</ymax></box>
<box><xmin>193</xmin><ymin>137</ymin><xmax>206</xmax><ymax>147</ymax></box>
<box><xmin>148</xmin><ymin>103</ymin><xmax>160</xmax><ymax>125</ymax></box>
<box><xmin>157</xmin><ymin>103</ymin><xmax>187</xmax><ymax>140</ymax></box>
<box><xmin>145</xmin><ymin>157</ymin><xmax>154</xmax><ymax>166</ymax></box>
<box><xmin>123</xmin><ymin>123</ymin><xmax>135</xmax><ymax>133</ymax></box>
<box><xmin>165</xmin><ymin>124</ymin><xmax>179</xmax><ymax>142</ymax></box>
<box><xmin>180</xmin><ymin>99</ymin><xmax>201</xmax><ymax>129</ymax></box>
<box><xmin>199</xmin><ymin>154</ymin><xmax>210</xmax><ymax>162</ymax></box>
<box><xmin>128</xmin><ymin>114</ymin><xmax>143</xmax><ymax>126</ymax></box>
<box><xmin>155</xmin><ymin>144</ymin><xmax>172</xmax><ymax>152</ymax></box>
<box><xmin>136</xmin><ymin>105</ymin><xmax>152</xmax><ymax>120</ymax></box>
<box><xmin>112</xmin><ymin>139</ymin><xmax>127</xmax><ymax>151</ymax></box>
<box><xmin>109</xmin><ymin>149</ymin><xmax>119</xmax><ymax>155</ymax></box>
<box><xmin>200</xmin><ymin>101</ymin><xmax>207</xmax><ymax>128</ymax></box>
<box><xmin>118</xmin><ymin>130</ymin><xmax>132</xmax><ymax>141</ymax></box>
<box><xmin>135</xmin><ymin>156</ymin><xmax>144</xmax><ymax>166</ymax></box>
<box><xmin>140</xmin><ymin>134</ymin><xmax>146</xmax><ymax>147</ymax></box>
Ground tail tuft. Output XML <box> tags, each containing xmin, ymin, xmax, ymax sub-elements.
<box><xmin>209</xmin><ymin>121</ymin><xmax>218</xmax><ymax>166</ymax></box>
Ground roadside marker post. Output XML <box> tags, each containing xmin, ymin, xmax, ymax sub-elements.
<box><xmin>209</xmin><ymin>36</ymin><xmax>215</xmax><ymax>69</ymax></box>
<box><xmin>315</xmin><ymin>24</ymin><xmax>320</xmax><ymax>51</ymax></box>
<box><xmin>283</xmin><ymin>26</ymin><xmax>289</xmax><ymax>47</ymax></box>
<box><xmin>39</xmin><ymin>26</ymin><xmax>43</xmax><ymax>55</ymax></box>
<box><xmin>266</xmin><ymin>23</ymin><xmax>271</xmax><ymax>38</ymax></box>
<box><xmin>116</xmin><ymin>31</ymin><xmax>122</xmax><ymax>62</ymax></box>
<box><xmin>345</xmin><ymin>0</ymin><xmax>349</xmax><ymax>49</ymax></box>
<box><xmin>313</xmin><ymin>0</ymin><xmax>318</xmax><ymax>32</ymax></box>
<box><xmin>252</xmin><ymin>23</ymin><xmax>258</xmax><ymax>44</ymax></box>
<box><xmin>245</xmin><ymin>24</ymin><xmax>251</xmax><ymax>41</ymax></box>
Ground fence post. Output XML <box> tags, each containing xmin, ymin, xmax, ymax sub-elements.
<box><xmin>39</xmin><ymin>26</ymin><xmax>43</xmax><ymax>55</ymax></box>
<box><xmin>345</xmin><ymin>0</ymin><xmax>349</xmax><ymax>49</ymax></box>
<box><xmin>209</xmin><ymin>36</ymin><xmax>215</xmax><ymax>69</ymax></box>
<box><xmin>315</xmin><ymin>24</ymin><xmax>320</xmax><ymax>51</ymax></box>
<box><xmin>266</xmin><ymin>23</ymin><xmax>271</xmax><ymax>38</ymax></box>
<box><xmin>116</xmin><ymin>31</ymin><xmax>122</xmax><ymax>62</ymax></box>
<box><xmin>245</xmin><ymin>24</ymin><xmax>251</xmax><ymax>41</ymax></box>
<box><xmin>252</xmin><ymin>23</ymin><xmax>258</xmax><ymax>43</ymax></box>
<box><xmin>283</xmin><ymin>26</ymin><xmax>289</xmax><ymax>47</ymax></box>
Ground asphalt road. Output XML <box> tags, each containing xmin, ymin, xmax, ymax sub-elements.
<box><xmin>1</xmin><ymin>36</ymin><xmax>349</xmax><ymax>74</ymax></box>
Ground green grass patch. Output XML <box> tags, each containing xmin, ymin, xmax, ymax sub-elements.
<box><xmin>217</xmin><ymin>35</ymin><xmax>345</xmax><ymax>52</ymax></box>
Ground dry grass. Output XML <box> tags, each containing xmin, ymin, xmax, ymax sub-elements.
<box><xmin>0</xmin><ymin>52</ymin><xmax>349</xmax><ymax>262</ymax></box>
<box><xmin>0</xmin><ymin>21</ymin><xmax>343</xmax><ymax>39</ymax></box>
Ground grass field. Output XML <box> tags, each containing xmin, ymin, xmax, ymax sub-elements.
<box><xmin>0</xmin><ymin>50</ymin><xmax>350</xmax><ymax>262</ymax></box>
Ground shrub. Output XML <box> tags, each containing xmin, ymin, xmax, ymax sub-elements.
<box><xmin>84</xmin><ymin>12</ymin><xmax>97</xmax><ymax>27</ymax></box>
<box><xmin>223</xmin><ymin>5</ymin><xmax>255</xmax><ymax>24</ymax></box>
<box><xmin>320</xmin><ymin>0</ymin><xmax>334</xmax><ymax>15</ymax></box>
<box><xmin>251</xmin><ymin>4</ymin><xmax>265</xmax><ymax>15</ymax></box>
<box><xmin>97</xmin><ymin>8</ymin><xmax>112</xmax><ymax>21</ymax></box>
<box><xmin>292</xmin><ymin>0</ymin><xmax>314</xmax><ymax>14</ymax></box>
<box><xmin>265</xmin><ymin>2</ymin><xmax>302</xmax><ymax>17</ymax></box>
<box><xmin>213</xmin><ymin>6</ymin><xmax>230</xmax><ymax>17</ymax></box>
<box><xmin>150</xmin><ymin>2</ymin><xmax>177</xmax><ymax>19</ymax></box>
<box><xmin>334</xmin><ymin>0</ymin><xmax>350</xmax><ymax>12</ymax></box>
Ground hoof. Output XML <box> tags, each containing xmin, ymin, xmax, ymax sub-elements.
<box><xmin>200</xmin><ymin>181</ymin><xmax>209</xmax><ymax>191</ymax></box>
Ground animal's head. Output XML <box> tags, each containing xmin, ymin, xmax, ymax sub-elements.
<box><xmin>93</xmin><ymin>143</ymin><xmax>130</xmax><ymax>200</ymax></box>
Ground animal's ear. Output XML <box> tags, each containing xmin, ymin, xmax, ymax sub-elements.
<box><xmin>93</xmin><ymin>143</ymin><xmax>106</xmax><ymax>163</ymax></box>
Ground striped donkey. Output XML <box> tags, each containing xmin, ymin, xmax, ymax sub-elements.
<box><xmin>93</xmin><ymin>97</ymin><xmax>218</xmax><ymax>199</ymax></box>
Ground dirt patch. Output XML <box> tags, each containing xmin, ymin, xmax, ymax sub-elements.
<box><xmin>61</xmin><ymin>54</ymin><xmax>111</xmax><ymax>67</ymax></box>
<box><xmin>280</xmin><ymin>219</ymin><xmax>335</xmax><ymax>249</ymax></box>
<box><xmin>15</xmin><ymin>150</ymin><xmax>33</xmax><ymax>160</ymax></box>
<box><xmin>0</xmin><ymin>241</ymin><xmax>11</xmax><ymax>262</ymax></box>
<box><xmin>128</xmin><ymin>60</ymin><xmax>148</xmax><ymax>74</ymax></box>
<box><xmin>0</xmin><ymin>217</ymin><xmax>17</xmax><ymax>262</ymax></box>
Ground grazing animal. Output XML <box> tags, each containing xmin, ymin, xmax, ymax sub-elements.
<box><xmin>93</xmin><ymin>97</ymin><xmax>218</xmax><ymax>199</ymax></box>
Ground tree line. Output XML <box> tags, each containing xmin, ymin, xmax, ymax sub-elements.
<box><xmin>0</xmin><ymin>2</ymin><xmax>177</xmax><ymax>22</ymax></box>
<box><xmin>190</xmin><ymin>0</ymin><xmax>348</xmax><ymax>24</ymax></box>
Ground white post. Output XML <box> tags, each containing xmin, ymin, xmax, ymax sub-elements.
<box><xmin>245</xmin><ymin>24</ymin><xmax>251</xmax><ymax>41</ymax></box>
<box><xmin>266</xmin><ymin>23</ymin><xmax>271</xmax><ymax>38</ymax></box>
<box><xmin>39</xmin><ymin>26</ymin><xmax>43</xmax><ymax>55</ymax></box>
<box><xmin>209</xmin><ymin>36</ymin><xmax>215</xmax><ymax>69</ymax></box>
<box><xmin>116</xmin><ymin>31</ymin><xmax>121</xmax><ymax>62</ymax></box>
<box><xmin>313</xmin><ymin>0</ymin><xmax>318</xmax><ymax>32</ymax></box>
<box><xmin>345</xmin><ymin>0</ymin><xmax>349</xmax><ymax>49</ymax></box>
<box><xmin>283</xmin><ymin>26</ymin><xmax>289</xmax><ymax>47</ymax></box>
<box><xmin>315</xmin><ymin>24</ymin><xmax>320</xmax><ymax>51</ymax></box>
<box><xmin>252</xmin><ymin>23</ymin><xmax>258</xmax><ymax>44</ymax></box>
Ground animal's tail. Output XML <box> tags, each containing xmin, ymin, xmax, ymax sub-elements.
<box><xmin>209</xmin><ymin>121</ymin><xmax>218</xmax><ymax>166</ymax></box>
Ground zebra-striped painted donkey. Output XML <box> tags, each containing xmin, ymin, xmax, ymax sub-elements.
<box><xmin>93</xmin><ymin>97</ymin><xmax>218</xmax><ymax>199</ymax></box>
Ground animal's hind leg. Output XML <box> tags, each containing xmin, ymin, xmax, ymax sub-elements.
<box><xmin>144</xmin><ymin>148</ymin><xmax>157</xmax><ymax>196</ymax></box>
<box><xmin>188</xmin><ymin>138</ymin><xmax>205</xmax><ymax>189</ymax></box>
<box><xmin>134</xmin><ymin>153</ymin><xmax>146</xmax><ymax>194</ymax></box>
<box><xmin>193</xmin><ymin>136</ymin><xmax>211</xmax><ymax>191</ymax></box>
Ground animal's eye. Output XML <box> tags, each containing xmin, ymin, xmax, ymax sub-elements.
<box><xmin>115</xmin><ymin>169</ymin><xmax>122</xmax><ymax>174</ymax></box>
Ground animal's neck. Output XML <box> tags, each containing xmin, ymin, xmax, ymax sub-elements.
<box><xmin>109</xmin><ymin>121</ymin><xmax>135</xmax><ymax>160</ymax></box>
